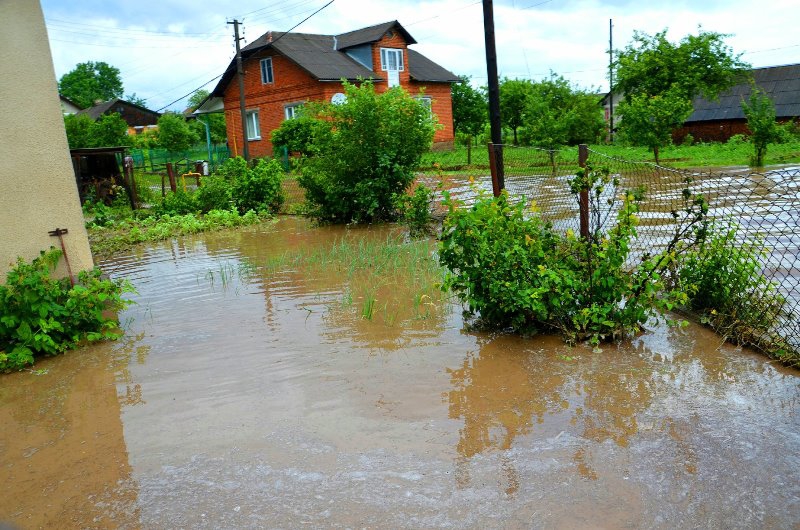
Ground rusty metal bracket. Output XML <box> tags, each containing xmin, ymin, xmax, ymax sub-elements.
<box><xmin>48</xmin><ymin>227</ymin><xmax>74</xmax><ymax>286</ymax></box>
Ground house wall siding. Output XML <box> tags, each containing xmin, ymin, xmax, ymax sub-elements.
<box><xmin>0</xmin><ymin>0</ymin><xmax>94</xmax><ymax>281</ymax></box>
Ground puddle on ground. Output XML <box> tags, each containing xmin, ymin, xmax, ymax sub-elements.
<box><xmin>2</xmin><ymin>216</ymin><xmax>799</xmax><ymax>529</ymax></box>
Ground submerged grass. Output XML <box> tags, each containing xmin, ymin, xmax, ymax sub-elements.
<box><xmin>263</xmin><ymin>233</ymin><xmax>449</xmax><ymax>326</ymax></box>
<box><xmin>88</xmin><ymin>209</ymin><xmax>269</xmax><ymax>261</ymax></box>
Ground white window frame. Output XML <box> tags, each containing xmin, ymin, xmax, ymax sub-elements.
<box><xmin>245</xmin><ymin>109</ymin><xmax>261</xmax><ymax>140</ymax></box>
<box><xmin>260</xmin><ymin>57</ymin><xmax>274</xmax><ymax>84</ymax></box>
<box><xmin>380</xmin><ymin>48</ymin><xmax>404</xmax><ymax>72</ymax></box>
<box><xmin>284</xmin><ymin>103</ymin><xmax>303</xmax><ymax>120</ymax></box>
<box><xmin>415</xmin><ymin>96</ymin><xmax>433</xmax><ymax>118</ymax></box>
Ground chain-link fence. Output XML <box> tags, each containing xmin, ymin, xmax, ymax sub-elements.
<box><xmin>419</xmin><ymin>144</ymin><xmax>800</xmax><ymax>360</ymax></box>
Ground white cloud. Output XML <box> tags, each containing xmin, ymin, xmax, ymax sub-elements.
<box><xmin>42</xmin><ymin>0</ymin><xmax>799</xmax><ymax>111</ymax></box>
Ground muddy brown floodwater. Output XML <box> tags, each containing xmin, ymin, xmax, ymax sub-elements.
<box><xmin>2</xmin><ymin>216</ymin><xmax>799</xmax><ymax>529</ymax></box>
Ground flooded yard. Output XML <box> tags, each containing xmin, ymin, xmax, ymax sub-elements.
<box><xmin>2</xmin><ymin>216</ymin><xmax>799</xmax><ymax>529</ymax></box>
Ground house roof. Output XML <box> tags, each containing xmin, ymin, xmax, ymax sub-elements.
<box><xmin>407</xmin><ymin>49</ymin><xmax>460</xmax><ymax>83</ymax></box>
<box><xmin>685</xmin><ymin>63</ymin><xmax>800</xmax><ymax>122</ymax></box>
<box><xmin>335</xmin><ymin>20</ymin><xmax>416</xmax><ymax>50</ymax></box>
<box><xmin>59</xmin><ymin>94</ymin><xmax>82</xmax><ymax>110</ymax></box>
<box><xmin>246</xmin><ymin>31</ymin><xmax>379</xmax><ymax>81</ymax></box>
<box><xmin>76</xmin><ymin>98</ymin><xmax>160</xmax><ymax>121</ymax></box>
<box><xmin>208</xmin><ymin>21</ymin><xmax>456</xmax><ymax>98</ymax></box>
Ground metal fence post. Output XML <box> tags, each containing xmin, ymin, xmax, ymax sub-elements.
<box><xmin>578</xmin><ymin>144</ymin><xmax>590</xmax><ymax>240</ymax></box>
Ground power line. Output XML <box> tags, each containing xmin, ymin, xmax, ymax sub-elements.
<box><xmin>155</xmin><ymin>74</ymin><xmax>223</xmax><ymax>112</ymax></box>
<box><xmin>152</xmin><ymin>0</ymin><xmax>335</xmax><ymax>112</ymax></box>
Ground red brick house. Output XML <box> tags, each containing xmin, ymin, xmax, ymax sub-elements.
<box><xmin>202</xmin><ymin>20</ymin><xmax>459</xmax><ymax>157</ymax></box>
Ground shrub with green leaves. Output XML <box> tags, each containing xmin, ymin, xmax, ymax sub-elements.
<box><xmin>194</xmin><ymin>175</ymin><xmax>233</xmax><ymax>213</ymax></box>
<box><xmin>439</xmin><ymin>166</ymin><xmax>708</xmax><ymax>344</ymax></box>
<box><xmin>298</xmin><ymin>80</ymin><xmax>436</xmax><ymax>223</ymax></box>
<box><xmin>154</xmin><ymin>190</ymin><xmax>198</xmax><ymax>216</ymax></box>
<box><xmin>0</xmin><ymin>248</ymin><xmax>132</xmax><ymax>372</ymax></box>
<box><xmin>677</xmin><ymin>220</ymin><xmax>790</xmax><ymax>358</ymax></box>
<box><xmin>393</xmin><ymin>183</ymin><xmax>435</xmax><ymax>237</ymax></box>
<box><xmin>232</xmin><ymin>157</ymin><xmax>285</xmax><ymax>214</ymax></box>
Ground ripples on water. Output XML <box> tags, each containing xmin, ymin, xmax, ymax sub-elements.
<box><xmin>1</xmin><ymin>217</ymin><xmax>798</xmax><ymax>528</ymax></box>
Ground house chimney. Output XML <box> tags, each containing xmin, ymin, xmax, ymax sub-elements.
<box><xmin>333</xmin><ymin>36</ymin><xmax>338</xmax><ymax>50</ymax></box>
<box><xmin>267</xmin><ymin>31</ymin><xmax>272</xmax><ymax>43</ymax></box>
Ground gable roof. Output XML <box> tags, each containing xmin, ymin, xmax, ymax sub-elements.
<box><xmin>335</xmin><ymin>20</ymin><xmax>416</xmax><ymax>50</ymax></box>
<box><xmin>407</xmin><ymin>49</ymin><xmax>460</xmax><ymax>83</ymax></box>
<box><xmin>685</xmin><ymin>63</ymin><xmax>800</xmax><ymax>122</ymax></box>
<box><xmin>209</xmin><ymin>20</ymin><xmax>456</xmax><ymax>98</ymax></box>
<box><xmin>76</xmin><ymin>99</ymin><xmax>160</xmax><ymax>121</ymax></box>
<box><xmin>245</xmin><ymin>31</ymin><xmax>378</xmax><ymax>81</ymax></box>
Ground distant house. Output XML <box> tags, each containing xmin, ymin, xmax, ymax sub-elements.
<box><xmin>59</xmin><ymin>95</ymin><xmax>83</xmax><ymax>114</ymax></box>
<box><xmin>200</xmin><ymin>20</ymin><xmax>459</xmax><ymax>157</ymax></box>
<box><xmin>674</xmin><ymin>64</ymin><xmax>800</xmax><ymax>143</ymax></box>
<box><xmin>76</xmin><ymin>98</ymin><xmax>161</xmax><ymax>136</ymax></box>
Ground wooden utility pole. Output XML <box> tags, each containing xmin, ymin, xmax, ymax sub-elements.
<box><xmin>228</xmin><ymin>19</ymin><xmax>250</xmax><ymax>162</ymax></box>
<box><xmin>608</xmin><ymin>19</ymin><xmax>614</xmax><ymax>144</ymax></box>
<box><xmin>482</xmin><ymin>0</ymin><xmax>504</xmax><ymax>192</ymax></box>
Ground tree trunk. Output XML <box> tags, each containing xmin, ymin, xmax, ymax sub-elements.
<box><xmin>467</xmin><ymin>135</ymin><xmax>472</xmax><ymax>165</ymax></box>
<box><xmin>653</xmin><ymin>145</ymin><xmax>660</xmax><ymax>166</ymax></box>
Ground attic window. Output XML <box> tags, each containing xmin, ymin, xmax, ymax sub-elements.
<box><xmin>385</xmin><ymin>30</ymin><xmax>395</xmax><ymax>38</ymax></box>
<box><xmin>260</xmin><ymin>57</ymin><xmax>274</xmax><ymax>84</ymax></box>
<box><xmin>380</xmin><ymin>48</ymin><xmax>404</xmax><ymax>71</ymax></box>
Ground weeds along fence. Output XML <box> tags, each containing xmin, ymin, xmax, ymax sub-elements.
<box><xmin>418</xmin><ymin>143</ymin><xmax>800</xmax><ymax>359</ymax></box>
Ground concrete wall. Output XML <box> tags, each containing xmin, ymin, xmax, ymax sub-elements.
<box><xmin>0</xmin><ymin>0</ymin><xmax>94</xmax><ymax>282</ymax></box>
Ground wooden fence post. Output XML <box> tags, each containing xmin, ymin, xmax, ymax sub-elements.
<box><xmin>578</xmin><ymin>144</ymin><xmax>590</xmax><ymax>240</ymax></box>
<box><xmin>166</xmin><ymin>162</ymin><xmax>177</xmax><ymax>193</ymax></box>
<box><xmin>487</xmin><ymin>143</ymin><xmax>505</xmax><ymax>197</ymax></box>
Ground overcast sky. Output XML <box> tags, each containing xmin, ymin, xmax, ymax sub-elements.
<box><xmin>41</xmin><ymin>0</ymin><xmax>799</xmax><ymax>112</ymax></box>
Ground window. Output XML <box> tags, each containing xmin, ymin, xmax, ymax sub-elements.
<box><xmin>415</xmin><ymin>96</ymin><xmax>433</xmax><ymax>117</ymax></box>
<box><xmin>284</xmin><ymin>103</ymin><xmax>303</xmax><ymax>120</ymax></box>
<box><xmin>380</xmin><ymin>48</ymin><xmax>404</xmax><ymax>71</ymax></box>
<box><xmin>260</xmin><ymin>57</ymin><xmax>274</xmax><ymax>84</ymax></box>
<box><xmin>245</xmin><ymin>110</ymin><xmax>260</xmax><ymax>140</ymax></box>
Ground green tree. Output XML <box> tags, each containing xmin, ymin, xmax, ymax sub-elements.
<box><xmin>614</xmin><ymin>29</ymin><xmax>748</xmax><ymax>162</ymax></box>
<box><xmin>63</xmin><ymin>113</ymin><xmax>94</xmax><ymax>149</ymax></box>
<box><xmin>499</xmin><ymin>78</ymin><xmax>534</xmax><ymax>145</ymax></box>
<box><xmin>156</xmin><ymin>112</ymin><xmax>199</xmax><ymax>152</ymax></box>
<box><xmin>617</xmin><ymin>89</ymin><xmax>693</xmax><ymax>165</ymax></box>
<box><xmin>742</xmin><ymin>86</ymin><xmax>780</xmax><ymax>166</ymax></box>
<box><xmin>58</xmin><ymin>61</ymin><xmax>124</xmax><ymax>109</ymax></box>
<box><xmin>614</xmin><ymin>29</ymin><xmax>749</xmax><ymax>101</ymax></box>
<box><xmin>451</xmin><ymin>76</ymin><xmax>487</xmax><ymax>164</ymax></box>
<box><xmin>90</xmin><ymin>112</ymin><xmax>131</xmax><ymax>147</ymax></box>
<box><xmin>125</xmin><ymin>93</ymin><xmax>148</xmax><ymax>107</ymax></box>
<box><xmin>298</xmin><ymin>81</ymin><xmax>436</xmax><ymax>223</ymax></box>
<box><xmin>63</xmin><ymin>112</ymin><xmax>129</xmax><ymax>148</ymax></box>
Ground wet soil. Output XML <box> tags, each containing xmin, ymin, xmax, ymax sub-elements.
<box><xmin>2</xmin><ymin>216</ymin><xmax>799</xmax><ymax>529</ymax></box>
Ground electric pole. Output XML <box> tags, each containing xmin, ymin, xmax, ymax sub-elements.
<box><xmin>228</xmin><ymin>19</ymin><xmax>250</xmax><ymax>161</ymax></box>
<box><xmin>608</xmin><ymin>19</ymin><xmax>614</xmax><ymax>144</ymax></box>
<box><xmin>482</xmin><ymin>0</ymin><xmax>504</xmax><ymax>191</ymax></box>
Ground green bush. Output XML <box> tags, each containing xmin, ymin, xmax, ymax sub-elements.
<box><xmin>393</xmin><ymin>183</ymin><xmax>435</xmax><ymax>237</ymax></box>
<box><xmin>231</xmin><ymin>157</ymin><xmax>285</xmax><ymax>214</ymax></box>
<box><xmin>0</xmin><ymin>248</ymin><xmax>132</xmax><ymax>372</ymax></box>
<box><xmin>271</xmin><ymin>114</ymin><xmax>320</xmax><ymax>155</ymax></box>
<box><xmin>195</xmin><ymin>175</ymin><xmax>233</xmax><ymax>213</ymax></box>
<box><xmin>678</xmin><ymin>221</ymin><xmax>790</xmax><ymax>358</ymax></box>
<box><xmin>439</xmin><ymin>166</ymin><xmax>707</xmax><ymax>344</ymax></box>
<box><xmin>154</xmin><ymin>190</ymin><xmax>198</xmax><ymax>216</ymax></box>
<box><xmin>298</xmin><ymin>81</ymin><xmax>436</xmax><ymax>223</ymax></box>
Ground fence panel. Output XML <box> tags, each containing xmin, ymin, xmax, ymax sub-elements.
<box><xmin>416</xmin><ymin>143</ymin><xmax>800</xmax><ymax>360</ymax></box>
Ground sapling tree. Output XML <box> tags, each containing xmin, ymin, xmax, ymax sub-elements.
<box><xmin>741</xmin><ymin>86</ymin><xmax>779</xmax><ymax>166</ymax></box>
